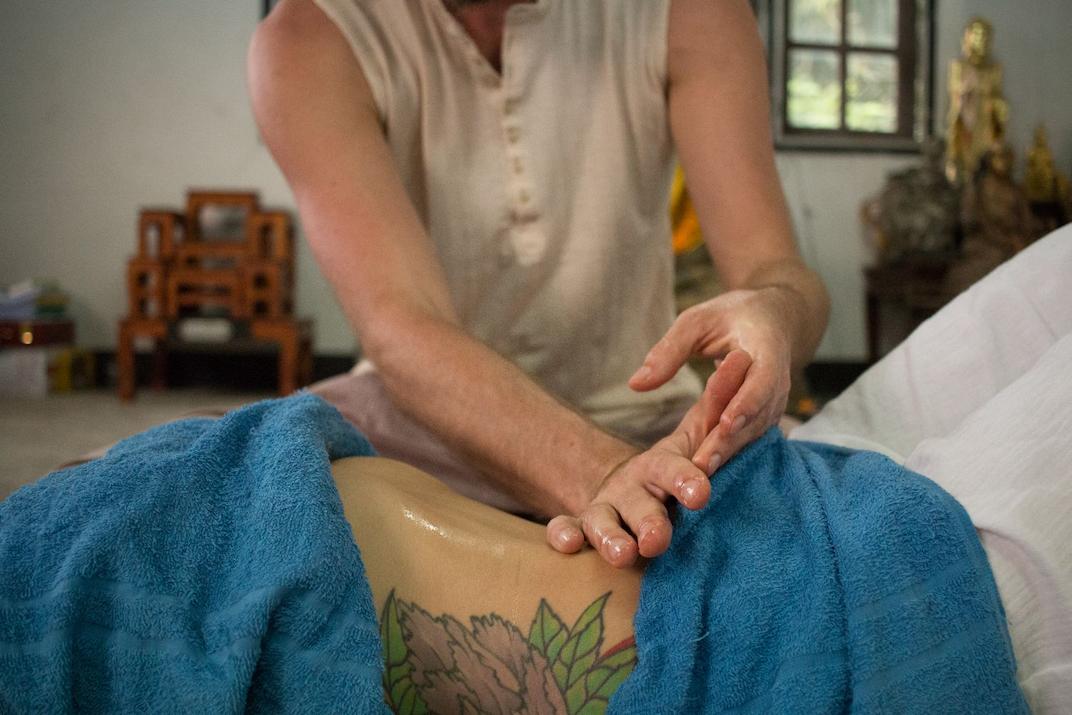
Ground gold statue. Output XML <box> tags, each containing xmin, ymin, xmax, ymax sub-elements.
<box><xmin>1023</xmin><ymin>125</ymin><xmax>1072</xmax><ymax>234</ymax></box>
<box><xmin>1025</xmin><ymin>124</ymin><xmax>1072</xmax><ymax>204</ymax></box>
<box><xmin>945</xmin><ymin>18</ymin><xmax>1009</xmax><ymax>184</ymax></box>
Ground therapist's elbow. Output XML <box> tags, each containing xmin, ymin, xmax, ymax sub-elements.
<box><xmin>357</xmin><ymin>301</ymin><xmax>456</xmax><ymax>389</ymax></box>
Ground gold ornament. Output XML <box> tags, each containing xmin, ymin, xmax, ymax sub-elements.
<box><xmin>945</xmin><ymin>18</ymin><xmax>1009</xmax><ymax>184</ymax></box>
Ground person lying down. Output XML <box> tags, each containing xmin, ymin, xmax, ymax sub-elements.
<box><xmin>0</xmin><ymin>232</ymin><xmax>1067</xmax><ymax>712</ymax></box>
<box><xmin>336</xmin><ymin>446</ymin><xmax>1023</xmax><ymax>714</ymax></box>
<box><xmin>0</xmin><ymin>391</ymin><xmax>1029</xmax><ymax>713</ymax></box>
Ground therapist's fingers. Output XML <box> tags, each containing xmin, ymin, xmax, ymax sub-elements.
<box><xmin>692</xmin><ymin>358</ymin><xmax>789</xmax><ymax>473</ymax></box>
<box><xmin>580</xmin><ymin>502</ymin><xmax>639</xmax><ymax>568</ymax></box>
<box><xmin>694</xmin><ymin>408</ymin><xmax>774</xmax><ymax>476</ymax></box>
<box><xmin>628</xmin><ymin>306</ymin><xmax>709</xmax><ymax>391</ymax></box>
<box><xmin>674</xmin><ymin>350</ymin><xmax>753</xmax><ymax>453</ymax></box>
<box><xmin>618</xmin><ymin>495</ymin><xmax>672</xmax><ymax>559</ymax></box>
<box><xmin>546</xmin><ymin>515</ymin><xmax>585</xmax><ymax>554</ymax></box>
<box><xmin>699</xmin><ymin>350</ymin><xmax>753</xmax><ymax>438</ymax></box>
<box><xmin>677</xmin><ymin>349</ymin><xmax>754</xmax><ymax>467</ymax></box>
<box><xmin>620</xmin><ymin>445</ymin><xmax>710</xmax><ymax>511</ymax></box>
<box><xmin>721</xmin><ymin>357</ymin><xmax>781</xmax><ymax>434</ymax></box>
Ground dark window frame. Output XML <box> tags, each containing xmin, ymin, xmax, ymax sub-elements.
<box><xmin>758</xmin><ymin>0</ymin><xmax>935</xmax><ymax>153</ymax></box>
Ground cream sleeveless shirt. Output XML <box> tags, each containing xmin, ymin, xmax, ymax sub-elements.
<box><xmin>314</xmin><ymin>0</ymin><xmax>702</xmax><ymax>439</ymax></box>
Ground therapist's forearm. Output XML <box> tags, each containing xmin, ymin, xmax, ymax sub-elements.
<box><xmin>362</xmin><ymin>309</ymin><xmax>639</xmax><ymax>518</ymax></box>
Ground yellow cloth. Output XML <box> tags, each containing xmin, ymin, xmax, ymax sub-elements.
<box><xmin>670</xmin><ymin>167</ymin><xmax>703</xmax><ymax>255</ymax></box>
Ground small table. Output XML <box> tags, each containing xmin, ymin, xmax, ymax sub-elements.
<box><xmin>117</xmin><ymin>317</ymin><xmax>312</xmax><ymax>400</ymax></box>
<box><xmin>0</xmin><ymin>319</ymin><xmax>82</xmax><ymax>396</ymax></box>
<box><xmin>0</xmin><ymin>318</ymin><xmax>75</xmax><ymax>348</ymax></box>
<box><xmin>864</xmin><ymin>258</ymin><xmax>958</xmax><ymax>364</ymax></box>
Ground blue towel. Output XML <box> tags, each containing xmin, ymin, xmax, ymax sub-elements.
<box><xmin>1</xmin><ymin>398</ymin><xmax>1028</xmax><ymax>713</ymax></box>
<box><xmin>609</xmin><ymin>428</ymin><xmax>1027</xmax><ymax>714</ymax></box>
<box><xmin>0</xmin><ymin>394</ymin><xmax>389</xmax><ymax>714</ymax></box>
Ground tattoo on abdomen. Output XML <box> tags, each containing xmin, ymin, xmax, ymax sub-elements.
<box><xmin>380</xmin><ymin>590</ymin><xmax>637</xmax><ymax>714</ymax></box>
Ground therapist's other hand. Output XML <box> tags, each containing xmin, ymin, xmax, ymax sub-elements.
<box><xmin>628</xmin><ymin>288</ymin><xmax>792</xmax><ymax>476</ymax></box>
<box><xmin>545</xmin><ymin>351</ymin><xmax>751</xmax><ymax>568</ymax></box>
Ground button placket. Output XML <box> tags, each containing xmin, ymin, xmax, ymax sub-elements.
<box><xmin>502</xmin><ymin>114</ymin><xmax>534</xmax><ymax>214</ymax></box>
<box><xmin>495</xmin><ymin>3</ymin><xmax>545</xmax><ymax>267</ymax></box>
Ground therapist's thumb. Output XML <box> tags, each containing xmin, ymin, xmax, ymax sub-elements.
<box><xmin>629</xmin><ymin>308</ymin><xmax>705</xmax><ymax>391</ymax></box>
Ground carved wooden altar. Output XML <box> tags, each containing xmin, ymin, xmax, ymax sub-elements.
<box><xmin>118</xmin><ymin>191</ymin><xmax>312</xmax><ymax>399</ymax></box>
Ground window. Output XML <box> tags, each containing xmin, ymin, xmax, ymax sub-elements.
<box><xmin>760</xmin><ymin>0</ymin><xmax>934</xmax><ymax>151</ymax></box>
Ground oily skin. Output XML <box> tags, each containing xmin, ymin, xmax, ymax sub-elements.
<box><xmin>249</xmin><ymin>0</ymin><xmax>828</xmax><ymax>568</ymax></box>
<box><xmin>333</xmin><ymin>455</ymin><xmax>643</xmax><ymax>650</ymax></box>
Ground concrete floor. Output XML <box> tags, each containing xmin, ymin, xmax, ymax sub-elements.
<box><xmin>0</xmin><ymin>388</ymin><xmax>270</xmax><ymax>500</ymax></box>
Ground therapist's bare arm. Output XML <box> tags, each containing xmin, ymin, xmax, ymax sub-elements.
<box><xmin>546</xmin><ymin>0</ymin><xmax>830</xmax><ymax>557</ymax></box>
<box><xmin>641</xmin><ymin>0</ymin><xmax>830</xmax><ymax>467</ymax></box>
<box><xmin>246</xmin><ymin>0</ymin><xmax>710</xmax><ymax>535</ymax></box>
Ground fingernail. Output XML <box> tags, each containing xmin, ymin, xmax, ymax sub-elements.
<box><xmin>682</xmin><ymin>478</ymin><xmax>704</xmax><ymax>502</ymax></box>
<box><xmin>707</xmin><ymin>453</ymin><xmax>722</xmax><ymax>474</ymax></box>
<box><xmin>630</xmin><ymin>365</ymin><xmax>651</xmax><ymax>382</ymax></box>
<box><xmin>682</xmin><ymin>480</ymin><xmax>698</xmax><ymax>501</ymax></box>
<box><xmin>638</xmin><ymin>519</ymin><xmax>660</xmax><ymax>540</ymax></box>
<box><xmin>731</xmin><ymin>415</ymin><xmax>747</xmax><ymax>435</ymax></box>
<box><xmin>609</xmin><ymin>537</ymin><xmax>631</xmax><ymax>560</ymax></box>
<box><xmin>557</xmin><ymin>528</ymin><xmax>577</xmax><ymax>547</ymax></box>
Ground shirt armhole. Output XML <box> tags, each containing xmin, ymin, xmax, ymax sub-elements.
<box><xmin>647</xmin><ymin>0</ymin><xmax>673</xmax><ymax>95</ymax></box>
<box><xmin>311</xmin><ymin>0</ymin><xmax>390</xmax><ymax>124</ymax></box>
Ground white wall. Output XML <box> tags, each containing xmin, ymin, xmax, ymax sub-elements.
<box><xmin>1</xmin><ymin>0</ymin><xmax>1070</xmax><ymax>358</ymax></box>
<box><xmin>0</xmin><ymin>0</ymin><xmax>353</xmax><ymax>353</ymax></box>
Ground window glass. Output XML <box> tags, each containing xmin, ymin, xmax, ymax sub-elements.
<box><xmin>769</xmin><ymin>0</ymin><xmax>931</xmax><ymax>148</ymax></box>
<box><xmin>787</xmin><ymin>49</ymin><xmax>843</xmax><ymax>129</ymax></box>
<box><xmin>845</xmin><ymin>52</ymin><xmax>898</xmax><ymax>132</ymax></box>
<box><xmin>789</xmin><ymin>0</ymin><xmax>842</xmax><ymax>45</ymax></box>
<box><xmin>848</xmin><ymin>0</ymin><xmax>898</xmax><ymax>48</ymax></box>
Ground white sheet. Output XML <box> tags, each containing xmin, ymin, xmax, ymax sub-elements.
<box><xmin>792</xmin><ymin>224</ymin><xmax>1072</xmax><ymax>712</ymax></box>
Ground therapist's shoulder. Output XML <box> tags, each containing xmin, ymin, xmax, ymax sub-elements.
<box><xmin>667</xmin><ymin>0</ymin><xmax>763</xmax><ymax>77</ymax></box>
<box><xmin>248</xmin><ymin>0</ymin><xmax>380</xmax><ymax>150</ymax></box>
<box><xmin>251</xmin><ymin>0</ymin><xmax>345</xmax><ymax>63</ymax></box>
<box><xmin>249</xmin><ymin>0</ymin><xmax>377</xmax><ymax>114</ymax></box>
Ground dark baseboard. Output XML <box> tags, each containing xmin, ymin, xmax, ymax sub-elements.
<box><xmin>93</xmin><ymin>349</ymin><xmax>356</xmax><ymax>392</ymax></box>
<box><xmin>804</xmin><ymin>360</ymin><xmax>870</xmax><ymax>400</ymax></box>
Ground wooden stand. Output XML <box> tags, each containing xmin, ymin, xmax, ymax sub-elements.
<box><xmin>118</xmin><ymin>191</ymin><xmax>311</xmax><ymax>399</ymax></box>
<box><xmin>864</xmin><ymin>258</ymin><xmax>955</xmax><ymax>363</ymax></box>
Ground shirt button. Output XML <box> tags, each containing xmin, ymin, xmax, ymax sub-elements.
<box><xmin>511</xmin><ymin>225</ymin><xmax>546</xmax><ymax>265</ymax></box>
<box><xmin>504</xmin><ymin>98</ymin><xmax>518</xmax><ymax>114</ymax></box>
<box><xmin>512</xmin><ymin>158</ymin><xmax>523</xmax><ymax>174</ymax></box>
<box><xmin>505</xmin><ymin>126</ymin><xmax>520</xmax><ymax>143</ymax></box>
<box><xmin>518</xmin><ymin>189</ymin><xmax>531</xmax><ymax>204</ymax></box>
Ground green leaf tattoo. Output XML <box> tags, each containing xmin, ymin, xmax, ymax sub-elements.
<box><xmin>552</xmin><ymin>592</ymin><xmax>609</xmax><ymax>694</ymax></box>
<box><xmin>381</xmin><ymin>591</ymin><xmax>429</xmax><ymax>714</ymax></box>
<box><xmin>379</xmin><ymin>590</ymin><xmax>636</xmax><ymax>714</ymax></box>
<box><xmin>528</xmin><ymin>599</ymin><xmax>569</xmax><ymax>662</ymax></box>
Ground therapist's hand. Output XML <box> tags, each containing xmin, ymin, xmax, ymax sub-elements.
<box><xmin>545</xmin><ymin>350</ymin><xmax>752</xmax><ymax>568</ymax></box>
<box><xmin>631</xmin><ymin>287</ymin><xmax>793</xmax><ymax>476</ymax></box>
